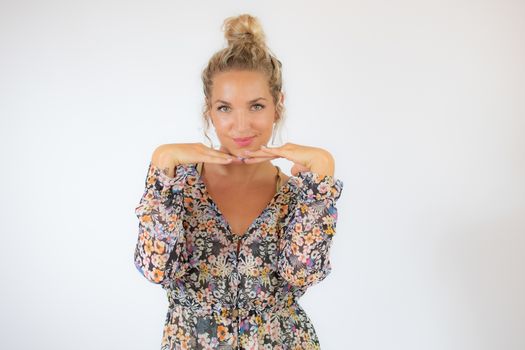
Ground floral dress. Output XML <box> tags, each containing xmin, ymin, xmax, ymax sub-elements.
<box><xmin>133</xmin><ymin>161</ymin><xmax>344</xmax><ymax>350</ymax></box>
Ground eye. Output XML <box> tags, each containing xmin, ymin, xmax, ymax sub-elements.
<box><xmin>252</xmin><ymin>103</ymin><xmax>265</xmax><ymax>111</ymax></box>
<box><xmin>217</xmin><ymin>105</ymin><xmax>230</xmax><ymax>112</ymax></box>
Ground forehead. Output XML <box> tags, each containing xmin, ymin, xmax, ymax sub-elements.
<box><xmin>211</xmin><ymin>70</ymin><xmax>270</xmax><ymax>100</ymax></box>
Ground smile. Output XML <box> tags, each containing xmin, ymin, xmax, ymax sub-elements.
<box><xmin>233</xmin><ymin>136</ymin><xmax>255</xmax><ymax>147</ymax></box>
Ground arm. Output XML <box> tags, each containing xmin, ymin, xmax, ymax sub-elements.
<box><xmin>278</xmin><ymin>171</ymin><xmax>344</xmax><ymax>288</ymax></box>
<box><xmin>133</xmin><ymin>161</ymin><xmax>188</xmax><ymax>285</ymax></box>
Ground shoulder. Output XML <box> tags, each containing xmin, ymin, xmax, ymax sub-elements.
<box><xmin>275</xmin><ymin>166</ymin><xmax>290</xmax><ymax>188</ymax></box>
<box><xmin>278</xmin><ymin>170</ymin><xmax>290</xmax><ymax>183</ymax></box>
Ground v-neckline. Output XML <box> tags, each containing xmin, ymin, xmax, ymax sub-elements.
<box><xmin>194</xmin><ymin>162</ymin><xmax>291</xmax><ymax>241</ymax></box>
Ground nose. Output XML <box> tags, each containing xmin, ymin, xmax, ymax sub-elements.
<box><xmin>233</xmin><ymin>111</ymin><xmax>250</xmax><ymax>132</ymax></box>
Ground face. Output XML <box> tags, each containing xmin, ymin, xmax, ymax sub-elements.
<box><xmin>207</xmin><ymin>69</ymin><xmax>282</xmax><ymax>157</ymax></box>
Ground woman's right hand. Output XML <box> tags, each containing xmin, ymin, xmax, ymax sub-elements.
<box><xmin>151</xmin><ymin>143</ymin><xmax>238</xmax><ymax>177</ymax></box>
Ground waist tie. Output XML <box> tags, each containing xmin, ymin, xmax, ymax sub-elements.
<box><xmin>167</xmin><ymin>293</ymin><xmax>297</xmax><ymax>319</ymax></box>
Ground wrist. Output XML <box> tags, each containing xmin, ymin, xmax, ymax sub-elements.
<box><xmin>309</xmin><ymin>152</ymin><xmax>335</xmax><ymax>177</ymax></box>
<box><xmin>152</xmin><ymin>146</ymin><xmax>180</xmax><ymax>177</ymax></box>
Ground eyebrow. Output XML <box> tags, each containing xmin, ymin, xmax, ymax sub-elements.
<box><xmin>214</xmin><ymin>97</ymin><xmax>267</xmax><ymax>105</ymax></box>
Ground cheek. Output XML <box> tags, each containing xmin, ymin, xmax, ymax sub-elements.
<box><xmin>257</xmin><ymin>120</ymin><xmax>274</xmax><ymax>132</ymax></box>
<box><xmin>211</xmin><ymin>117</ymin><xmax>231</xmax><ymax>131</ymax></box>
<box><xmin>254</xmin><ymin>111</ymin><xmax>276</xmax><ymax>130</ymax></box>
<box><xmin>212</xmin><ymin>115</ymin><xmax>273</xmax><ymax>129</ymax></box>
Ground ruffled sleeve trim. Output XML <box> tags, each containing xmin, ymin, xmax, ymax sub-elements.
<box><xmin>288</xmin><ymin>171</ymin><xmax>344</xmax><ymax>203</ymax></box>
<box><xmin>146</xmin><ymin>162</ymin><xmax>199</xmax><ymax>195</ymax></box>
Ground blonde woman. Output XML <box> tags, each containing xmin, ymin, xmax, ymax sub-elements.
<box><xmin>134</xmin><ymin>13</ymin><xmax>344</xmax><ymax>350</ymax></box>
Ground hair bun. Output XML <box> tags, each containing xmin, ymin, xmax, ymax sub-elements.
<box><xmin>222</xmin><ymin>14</ymin><xmax>266</xmax><ymax>47</ymax></box>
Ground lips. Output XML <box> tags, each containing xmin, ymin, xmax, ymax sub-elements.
<box><xmin>233</xmin><ymin>137</ymin><xmax>254</xmax><ymax>142</ymax></box>
<box><xmin>233</xmin><ymin>136</ymin><xmax>255</xmax><ymax>146</ymax></box>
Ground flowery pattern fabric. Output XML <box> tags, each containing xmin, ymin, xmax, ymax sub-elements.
<box><xmin>134</xmin><ymin>161</ymin><xmax>344</xmax><ymax>349</ymax></box>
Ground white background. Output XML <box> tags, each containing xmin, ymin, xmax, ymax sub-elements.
<box><xmin>1</xmin><ymin>0</ymin><xmax>524</xmax><ymax>349</ymax></box>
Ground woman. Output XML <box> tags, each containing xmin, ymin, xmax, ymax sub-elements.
<box><xmin>134</xmin><ymin>13</ymin><xmax>344</xmax><ymax>350</ymax></box>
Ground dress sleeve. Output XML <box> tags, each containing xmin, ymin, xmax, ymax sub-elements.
<box><xmin>133</xmin><ymin>161</ymin><xmax>189</xmax><ymax>285</ymax></box>
<box><xmin>278</xmin><ymin>171</ymin><xmax>344</xmax><ymax>288</ymax></box>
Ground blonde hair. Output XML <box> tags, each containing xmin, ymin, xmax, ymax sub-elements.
<box><xmin>200</xmin><ymin>14</ymin><xmax>286</xmax><ymax>148</ymax></box>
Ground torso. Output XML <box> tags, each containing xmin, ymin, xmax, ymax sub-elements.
<box><xmin>196</xmin><ymin>162</ymin><xmax>290</xmax><ymax>237</ymax></box>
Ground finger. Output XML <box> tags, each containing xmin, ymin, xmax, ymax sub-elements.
<box><xmin>241</xmin><ymin>149</ymin><xmax>281</xmax><ymax>161</ymax></box>
<box><xmin>258</xmin><ymin>145</ymin><xmax>308</xmax><ymax>169</ymax></box>
<box><xmin>243</xmin><ymin>155</ymin><xmax>280</xmax><ymax>164</ymax></box>
<box><xmin>204</xmin><ymin>155</ymin><xmax>235</xmax><ymax>164</ymax></box>
<box><xmin>242</xmin><ymin>149</ymin><xmax>281</xmax><ymax>159</ymax></box>
<box><xmin>242</xmin><ymin>153</ymin><xmax>281</xmax><ymax>161</ymax></box>
<box><xmin>208</xmin><ymin>148</ymin><xmax>236</xmax><ymax>160</ymax></box>
<box><xmin>202</xmin><ymin>148</ymin><xmax>239</xmax><ymax>164</ymax></box>
<box><xmin>256</xmin><ymin>145</ymin><xmax>296</xmax><ymax>161</ymax></box>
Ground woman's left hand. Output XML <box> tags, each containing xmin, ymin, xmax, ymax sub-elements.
<box><xmin>242</xmin><ymin>142</ymin><xmax>335</xmax><ymax>177</ymax></box>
